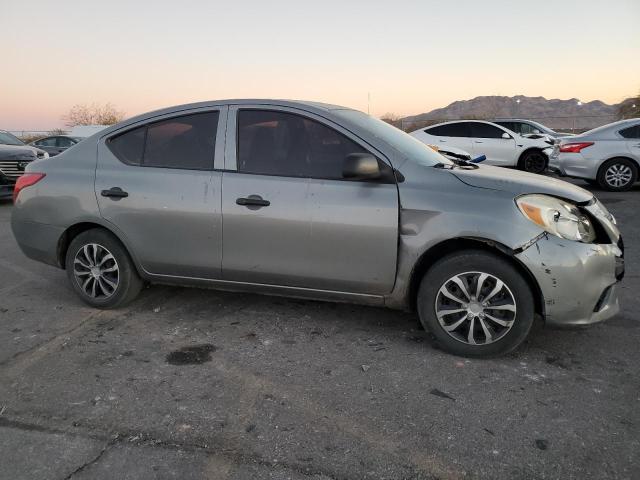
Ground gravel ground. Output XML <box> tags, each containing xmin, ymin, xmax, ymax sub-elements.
<box><xmin>0</xmin><ymin>180</ymin><xmax>638</xmax><ymax>480</ymax></box>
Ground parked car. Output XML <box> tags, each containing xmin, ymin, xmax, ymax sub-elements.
<box><xmin>493</xmin><ymin>119</ymin><xmax>573</xmax><ymax>139</ymax></box>
<box><xmin>30</xmin><ymin>135</ymin><xmax>83</xmax><ymax>156</ymax></box>
<box><xmin>549</xmin><ymin>118</ymin><xmax>640</xmax><ymax>191</ymax></box>
<box><xmin>11</xmin><ymin>100</ymin><xmax>623</xmax><ymax>357</ymax></box>
<box><xmin>410</xmin><ymin>120</ymin><xmax>553</xmax><ymax>174</ymax></box>
<box><xmin>0</xmin><ymin>130</ymin><xmax>49</xmax><ymax>199</ymax></box>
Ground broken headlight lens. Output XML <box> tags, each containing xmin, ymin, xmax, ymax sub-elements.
<box><xmin>516</xmin><ymin>194</ymin><xmax>596</xmax><ymax>243</ymax></box>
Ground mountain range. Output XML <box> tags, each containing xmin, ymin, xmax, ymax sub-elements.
<box><xmin>402</xmin><ymin>95</ymin><xmax>622</xmax><ymax>131</ymax></box>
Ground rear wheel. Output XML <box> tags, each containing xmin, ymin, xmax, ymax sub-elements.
<box><xmin>518</xmin><ymin>150</ymin><xmax>547</xmax><ymax>174</ymax></box>
<box><xmin>65</xmin><ymin>228</ymin><xmax>143</xmax><ymax>309</ymax></box>
<box><xmin>417</xmin><ymin>250</ymin><xmax>535</xmax><ymax>357</ymax></box>
<box><xmin>597</xmin><ymin>158</ymin><xmax>637</xmax><ymax>191</ymax></box>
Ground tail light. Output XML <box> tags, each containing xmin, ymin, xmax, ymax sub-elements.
<box><xmin>13</xmin><ymin>173</ymin><xmax>46</xmax><ymax>203</ymax></box>
<box><xmin>559</xmin><ymin>142</ymin><xmax>594</xmax><ymax>153</ymax></box>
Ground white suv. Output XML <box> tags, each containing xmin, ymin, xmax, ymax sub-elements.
<box><xmin>410</xmin><ymin>120</ymin><xmax>553</xmax><ymax>173</ymax></box>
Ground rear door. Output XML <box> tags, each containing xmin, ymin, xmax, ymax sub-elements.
<box><xmin>424</xmin><ymin>122</ymin><xmax>473</xmax><ymax>153</ymax></box>
<box><xmin>620</xmin><ymin>124</ymin><xmax>640</xmax><ymax>162</ymax></box>
<box><xmin>469</xmin><ymin>122</ymin><xmax>517</xmax><ymax>166</ymax></box>
<box><xmin>221</xmin><ymin>106</ymin><xmax>399</xmax><ymax>294</ymax></box>
<box><xmin>95</xmin><ymin>107</ymin><xmax>226</xmax><ymax>279</ymax></box>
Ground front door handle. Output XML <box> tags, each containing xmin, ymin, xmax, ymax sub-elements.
<box><xmin>236</xmin><ymin>195</ymin><xmax>270</xmax><ymax>208</ymax></box>
<box><xmin>474</xmin><ymin>140</ymin><xmax>484</xmax><ymax>143</ymax></box>
<box><xmin>101</xmin><ymin>187</ymin><xmax>129</xmax><ymax>199</ymax></box>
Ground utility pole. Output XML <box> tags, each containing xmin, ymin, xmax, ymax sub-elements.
<box><xmin>367</xmin><ymin>92</ymin><xmax>371</xmax><ymax>115</ymax></box>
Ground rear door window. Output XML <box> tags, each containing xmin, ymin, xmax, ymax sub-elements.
<box><xmin>470</xmin><ymin>122</ymin><xmax>507</xmax><ymax>139</ymax></box>
<box><xmin>425</xmin><ymin>123</ymin><xmax>471</xmax><ymax>137</ymax></box>
<box><xmin>108</xmin><ymin>111</ymin><xmax>219</xmax><ymax>169</ymax></box>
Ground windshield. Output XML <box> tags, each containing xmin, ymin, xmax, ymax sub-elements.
<box><xmin>334</xmin><ymin>110</ymin><xmax>452</xmax><ymax>167</ymax></box>
<box><xmin>527</xmin><ymin>121</ymin><xmax>556</xmax><ymax>135</ymax></box>
<box><xmin>0</xmin><ymin>131</ymin><xmax>25</xmax><ymax>146</ymax></box>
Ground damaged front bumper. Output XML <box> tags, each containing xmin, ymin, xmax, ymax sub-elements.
<box><xmin>516</xmin><ymin>232</ymin><xmax>623</xmax><ymax>327</ymax></box>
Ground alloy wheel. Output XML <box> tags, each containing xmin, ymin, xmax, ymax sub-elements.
<box><xmin>434</xmin><ymin>271</ymin><xmax>516</xmax><ymax>345</ymax></box>
<box><xmin>73</xmin><ymin>243</ymin><xmax>120</xmax><ymax>298</ymax></box>
<box><xmin>604</xmin><ymin>164</ymin><xmax>633</xmax><ymax>188</ymax></box>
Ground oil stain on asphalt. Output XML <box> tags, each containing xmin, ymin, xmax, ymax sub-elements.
<box><xmin>166</xmin><ymin>344</ymin><xmax>217</xmax><ymax>365</ymax></box>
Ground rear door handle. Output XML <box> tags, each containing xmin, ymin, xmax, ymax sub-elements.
<box><xmin>474</xmin><ymin>140</ymin><xmax>484</xmax><ymax>143</ymax></box>
<box><xmin>236</xmin><ymin>195</ymin><xmax>270</xmax><ymax>208</ymax></box>
<box><xmin>101</xmin><ymin>187</ymin><xmax>129</xmax><ymax>199</ymax></box>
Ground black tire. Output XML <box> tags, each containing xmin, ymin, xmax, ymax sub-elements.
<box><xmin>518</xmin><ymin>150</ymin><xmax>548</xmax><ymax>174</ymax></box>
<box><xmin>417</xmin><ymin>250</ymin><xmax>535</xmax><ymax>358</ymax></box>
<box><xmin>596</xmin><ymin>158</ymin><xmax>637</xmax><ymax>192</ymax></box>
<box><xmin>65</xmin><ymin>228</ymin><xmax>143</xmax><ymax>309</ymax></box>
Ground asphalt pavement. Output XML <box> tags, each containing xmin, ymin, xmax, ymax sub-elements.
<box><xmin>0</xmin><ymin>180</ymin><xmax>638</xmax><ymax>480</ymax></box>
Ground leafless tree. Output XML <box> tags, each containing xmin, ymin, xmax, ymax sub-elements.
<box><xmin>63</xmin><ymin>103</ymin><xmax>125</xmax><ymax>127</ymax></box>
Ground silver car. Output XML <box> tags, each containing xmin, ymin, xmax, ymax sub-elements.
<box><xmin>493</xmin><ymin>119</ymin><xmax>574</xmax><ymax>139</ymax></box>
<box><xmin>549</xmin><ymin>118</ymin><xmax>640</xmax><ymax>191</ymax></box>
<box><xmin>11</xmin><ymin>100</ymin><xmax>624</xmax><ymax>357</ymax></box>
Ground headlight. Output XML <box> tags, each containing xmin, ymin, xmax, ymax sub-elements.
<box><xmin>516</xmin><ymin>194</ymin><xmax>595</xmax><ymax>243</ymax></box>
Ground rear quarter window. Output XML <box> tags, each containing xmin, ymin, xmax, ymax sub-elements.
<box><xmin>619</xmin><ymin>125</ymin><xmax>640</xmax><ymax>139</ymax></box>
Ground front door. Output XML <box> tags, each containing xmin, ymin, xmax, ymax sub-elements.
<box><xmin>95</xmin><ymin>108</ymin><xmax>226</xmax><ymax>279</ymax></box>
<box><xmin>221</xmin><ymin>107</ymin><xmax>399</xmax><ymax>294</ymax></box>
<box><xmin>469</xmin><ymin>122</ymin><xmax>517</xmax><ymax>166</ymax></box>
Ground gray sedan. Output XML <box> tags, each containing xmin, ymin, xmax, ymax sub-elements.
<box><xmin>11</xmin><ymin>100</ymin><xmax>624</xmax><ymax>357</ymax></box>
<box><xmin>549</xmin><ymin>118</ymin><xmax>640</xmax><ymax>191</ymax></box>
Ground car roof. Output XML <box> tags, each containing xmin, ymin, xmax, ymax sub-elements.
<box><xmin>99</xmin><ymin>99</ymin><xmax>355</xmax><ymax>137</ymax></box>
<box><xmin>492</xmin><ymin>118</ymin><xmax>538</xmax><ymax>123</ymax></box>
<box><xmin>580</xmin><ymin>118</ymin><xmax>640</xmax><ymax>137</ymax></box>
<box><xmin>419</xmin><ymin>119</ymin><xmax>510</xmax><ymax>130</ymax></box>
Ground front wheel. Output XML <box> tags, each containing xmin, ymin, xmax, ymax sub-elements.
<box><xmin>596</xmin><ymin>158</ymin><xmax>637</xmax><ymax>191</ymax></box>
<box><xmin>518</xmin><ymin>150</ymin><xmax>548</xmax><ymax>174</ymax></box>
<box><xmin>417</xmin><ymin>250</ymin><xmax>535</xmax><ymax>357</ymax></box>
<box><xmin>65</xmin><ymin>228</ymin><xmax>143</xmax><ymax>309</ymax></box>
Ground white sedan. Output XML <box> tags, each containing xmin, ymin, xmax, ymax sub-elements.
<box><xmin>410</xmin><ymin>120</ymin><xmax>554</xmax><ymax>174</ymax></box>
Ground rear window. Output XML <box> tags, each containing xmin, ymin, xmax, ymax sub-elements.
<box><xmin>108</xmin><ymin>111</ymin><xmax>219</xmax><ymax>170</ymax></box>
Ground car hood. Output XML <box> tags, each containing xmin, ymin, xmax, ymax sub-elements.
<box><xmin>0</xmin><ymin>144</ymin><xmax>42</xmax><ymax>160</ymax></box>
<box><xmin>451</xmin><ymin>164</ymin><xmax>593</xmax><ymax>203</ymax></box>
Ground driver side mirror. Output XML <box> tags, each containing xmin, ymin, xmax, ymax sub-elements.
<box><xmin>343</xmin><ymin>153</ymin><xmax>381</xmax><ymax>180</ymax></box>
<box><xmin>501</xmin><ymin>132</ymin><xmax>512</xmax><ymax>139</ymax></box>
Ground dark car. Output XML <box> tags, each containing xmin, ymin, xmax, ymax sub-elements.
<box><xmin>0</xmin><ymin>131</ymin><xmax>49</xmax><ymax>199</ymax></box>
<box><xmin>30</xmin><ymin>135</ymin><xmax>83</xmax><ymax>156</ymax></box>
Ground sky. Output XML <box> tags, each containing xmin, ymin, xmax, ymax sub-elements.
<box><xmin>2</xmin><ymin>0</ymin><xmax>639</xmax><ymax>130</ymax></box>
